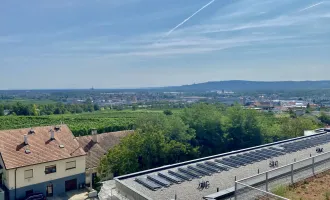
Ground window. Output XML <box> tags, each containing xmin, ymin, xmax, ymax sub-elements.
<box><xmin>24</xmin><ymin>169</ymin><xmax>33</xmax><ymax>179</ymax></box>
<box><xmin>66</xmin><ymin>161</ymin><xmax>76</xmax><ymax>170</ymax></box>
<box><xmin>45</xmin><ymin>165</ymin><xmax>56</xmax><ymax>174</ymax></box>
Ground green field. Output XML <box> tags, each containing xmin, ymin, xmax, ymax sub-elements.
<box><xmin>0</xmin><ymin>109</ymin><xmax>178</xmax><ymax>136</ymax></box>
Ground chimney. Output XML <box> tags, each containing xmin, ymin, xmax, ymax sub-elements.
<box><xmin>24</xmin><ymin>134</ymin><xmax>28</xmax><ymax>145</ymax></box>
<box><xmin>50</xmin><ymin>129</ymin><xmax>55</xmax><ymax>140</ymax></box>
<box><xmin>91</xmin><ymin>129</ymin><xmax>98</xmax><ymax>143</ymax></box>
<box><xmin>29</xmin><ymin>128</ymin><xmax>35</xmax><ymax>134</ymax></box>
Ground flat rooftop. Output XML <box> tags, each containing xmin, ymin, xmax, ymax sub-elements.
<box><xmin>114</xmin><ymin>129</ymin><xmax>330</xmax><ymax>200</ymax></box>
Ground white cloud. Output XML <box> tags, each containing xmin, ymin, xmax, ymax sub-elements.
<box><xmin>0</xmin><ymin>36</ymin><xmax>21</xmax><ymax>44</ymax></box>
<box><xmin>3</xmin><ymin>0</ymin><xmax>329</xmax><ymax>62</ymax></box>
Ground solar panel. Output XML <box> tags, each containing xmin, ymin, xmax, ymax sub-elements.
<box><xmin>279</xmin><ymin>135</ymin><xmax>330</xmax><ymax>153</ymax></box>
<box><xmin>269</xmin><ymin>147</ymin><xmax>286</xmax><ymax>153</ymax></box>
<box><xmin>254</xmin><ymin>151</ymin><xmax>273</xmax><ymax>159</ymax></box>
<box><xmin>135</xmin><ymin>178</ymin><xmax>161</xmax><ymax>191</ymax></box>
<box><xmin>224</xmin><ymin>157</ymin><xmax>247</xmax><ymax>166</ymax></box>
<box><xmin>158</xmin><ymin>172</ymin><xmax>183</xmax><ymax>184</ymax></box>
<box><xmin>196</xmin><ymin>163</ymin><xmax>221</xmax><ymax>173</ymax></box>
<box><xmin>235</xmin><ymin>156</ymin><xmax>253</xmax><ymax>164</ymax></box>
<box><xmin>168</xmin><ymin>170</ymin><xmax>193</xmax><ymax>181</ymax></box>
<box><xmin>243</xmin><ymin>153</ymin><xmax>264</xmax><ymax>161</ymax></box>
<box><xmin>268</xmin><ymin>147</ymin><xmax>286</xmax><ymax>155</ymax></box>
<box><xmin>225</xmin><ymin>157</ymin><xmax>246</xmax><ymax>165</ymax></box>
<box><xmin>236</xmin><ymin>154</ymin><xmax>259</xmax><ymax>163</ymax></box>
<box><xmin>215</xmin><ymin>159</ymin><xmax>239</xmax><ymax>168</ymax></box>
<box><xmin>178</xmin><ymin>167</ymin><xmax>202</xmax><ymax>178</ymax></box>
<box><xmin>188</xmin><ymin>165</ymin><xmax>212</xmax><ymax>176</ymax></box>
<box><xmin>249</xmin><ymin>153</ymin><xmax>268</xmax><ymax>160</ymax></box>
<box><xmin>205</xmin><ymin>161</ymin><xmax>230</xmax><ymax>171</ymax></box>
<box><xmin>260</xmin><ymin>150</ymin><xmax>280</xmax><ymax>157</ymax></box>
<box><xmin>230</xmin><ymin>156</ymin><xmax>253</xmax><ymax>164</ymax></box>
<box><xmin>147</xmin><ymin>175</ymin><xmax>171</xmax><ymax>187</ymax></box>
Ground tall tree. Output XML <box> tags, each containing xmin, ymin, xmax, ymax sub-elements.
<box><xmin>225</xmin><ymin>105</ymin><xmax>263</xmax><ymax>151</ymax></box>
<box><xmin>163</xmin><ymin>109</ymin><xmax>173</xmax><ymax>116</ymax></box>
<box><xmin>181</xmin><ymin>103</ymin><xmax>225</xmax><ymax>156</ymax></box>
<box><xmin>99</xmin><ymin>114</ymin><xmax>199</xmax><ymax>177</ymax></box>
<box><xmin>279</xmin><ymin>117</ymin><xmax>319</xmax><ymax>138</ymax></box>
<box><xmin>319</xmin><ymin>112</ymin><xmax>330</xmax><ymax>125</ymax></box>
<box><xmin>0</xmin><ymin>104</ymin><xmax>4</xmax><ymax>116</ymax></box>
<box><xmin>32</xmin><ymin>104</ymin><xmax>39</xmax><ymax>116</ymax></box>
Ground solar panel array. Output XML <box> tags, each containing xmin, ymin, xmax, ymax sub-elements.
<box><xmin>135</xmin><ymin>133</ymin><xmax>330</xmax><ymax>190</ymax></box>
<box><xmin>280</xmin><ymin>134</ymin><xmax>330</xmax><ymax>153</ymax></box>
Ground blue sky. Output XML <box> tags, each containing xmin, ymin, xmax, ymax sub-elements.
<box><xmin>1</xmin><ymin>0</ymin><xmax>330</xmax><ymax>89</ymax></box>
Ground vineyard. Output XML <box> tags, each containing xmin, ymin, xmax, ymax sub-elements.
<box><xmin>0</xmin><ymin>110</ymin><xmax>165</xmax><ymax>136</ymax></box>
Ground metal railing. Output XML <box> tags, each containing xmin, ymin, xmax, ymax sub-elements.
<box><xmin>235</xmin><ymin>151</ymin><xmax>330</xmax><ymax>200</ymax></box>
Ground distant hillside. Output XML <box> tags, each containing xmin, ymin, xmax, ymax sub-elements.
<box><xmin>164</xmin><ymin>80</ymin><xmax>330</xmax><ymax>92</ymax></box>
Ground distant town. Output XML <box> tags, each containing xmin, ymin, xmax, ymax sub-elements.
<box><xmin>2</xmin><ymin>82</ymin><xmax>330</xmax><ymax>116</ymax></box>
<box><xmin>2</xmin><ymin>81</ymin><xmax>330</xmax><ymax>200</ymax></box>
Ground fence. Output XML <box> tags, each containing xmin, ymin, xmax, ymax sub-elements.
<box><xmin>235</xmin><ymin>151</ymin><xmax>330</xmax><ymax>200</ymax></box>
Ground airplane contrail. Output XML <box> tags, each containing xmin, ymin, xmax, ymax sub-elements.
<box><xmin>299</xmin><ymin>1</ymin><xmax>323</xmax><ymax>12</ymax></box>
<box><xmin>156</xmin><ymin>0</ymin><xmax>216</xmax><ymax>43</ymax></box>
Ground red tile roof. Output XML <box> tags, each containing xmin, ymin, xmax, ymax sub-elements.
<box><xmin>0</xmin><ymin>125</ymin><xmax>86</xmax><ymax>170</ymax></box>
<box><xmin>76</xmin><ymin>130</ymin><xmax>133</xmax><ymax>169</ymax></box>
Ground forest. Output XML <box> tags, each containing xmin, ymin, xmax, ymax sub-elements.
<box><xmin>98</xmin><ymin>103</ymin><xmax>321</xmax><ymax>178</ymax></box>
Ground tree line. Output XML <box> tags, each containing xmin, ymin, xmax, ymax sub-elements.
<box><xmin>98</xmin><ymin>103</ymin><xmax>320</xmax><ymax>178</ymax></box>
<box><xmin>0</xmin><ymin>99</ymin><xmax>100</xmax><ymax>116</ymax></box>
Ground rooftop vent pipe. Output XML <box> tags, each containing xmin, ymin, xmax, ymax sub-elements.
<box><xmin>29</xmin><ymin>128</ymin><xmax>35</xmax><ymax>134</ymax></box>
<box><xmin>54</xmin><ymin>126</ymin><xmax>61</xmax><ymax>131</ymax></box>
<box><xmin>50</xmin><ymin>129</ymin><xmax>55</xmax><ymax>140</ymax></box>
<box><xmin>91</xmin><ymin>129</ymin><xmax>98</xmax><ymax>143</ymax></box>
<box><xmin>24</xmin><ymin>134</ymin><xmax>28</xmax><ymax>145</ymax></box>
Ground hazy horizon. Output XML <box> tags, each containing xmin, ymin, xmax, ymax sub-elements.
<box><xmin>1</xmin><ymin>79</ymin><xmax>330</xmax><ymax>90</ymax></box>
<box><xmin>1</xmin><ymin>0</ymin><xmax>329</xmax><ymax>89</ymax></box>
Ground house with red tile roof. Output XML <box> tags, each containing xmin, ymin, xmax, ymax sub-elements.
<box><xmin>0</xmin><ymin>125</ymin><xmax>86</xmax><ymax>200</ymax></box>
<box><xmin>76</xmin><ymin>130</ymin><xmax>133</xmax><ymax>187</ymax></box>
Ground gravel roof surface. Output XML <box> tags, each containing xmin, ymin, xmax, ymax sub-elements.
<box><xmin>114</xmin><ymin>132</ymin><xmax>330</xmax><ymax>200</ymax></box>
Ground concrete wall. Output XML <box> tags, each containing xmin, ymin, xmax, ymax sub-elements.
<box><xmin>5</xmin><ymin>156</ymin><xmax>86</xmax><ymax>190</ymax></box>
